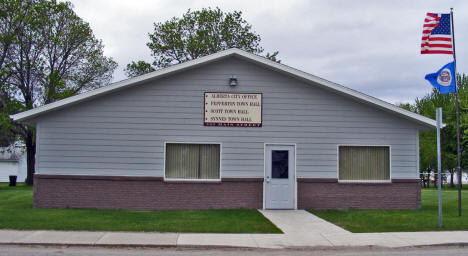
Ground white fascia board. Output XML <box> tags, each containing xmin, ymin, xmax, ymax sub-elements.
<box><xmin>10</xmin><ymin>49</ymin><xmax>239</xmax><ymax>122</ymax></box>
<box><xmin>233</xmin><ymin>50</ymin><xmax>436</xmax><ymax>129</ymax></box>
<box><xmin>11</xmin><ymin>48</ymin><xmax>436</xmax><ymax>128</ymax></box>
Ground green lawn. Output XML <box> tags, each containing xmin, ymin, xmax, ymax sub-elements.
<box><xmin>0</xmin><ymin>183</ymin><xmax>281</xmax><ymax>233</ymax></box>
<box><xmin>310</xmin><ymin>186</ymin><xmax>468</xmax><ymax>233</ymax></box>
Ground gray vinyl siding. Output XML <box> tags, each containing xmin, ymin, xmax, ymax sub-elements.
<box><xmin>35</xmin><ymin>56</ymin><xmax>421</xmax><ymax>179</ymax></box>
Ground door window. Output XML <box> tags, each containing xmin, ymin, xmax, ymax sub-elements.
<box><xmin>271</xmin><ymin>150</ymin><xmax>288</xmax><ymax>179</ymax></box>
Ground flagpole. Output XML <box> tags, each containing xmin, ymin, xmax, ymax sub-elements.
<box><xmin>450</xmin><ymin>7</ymin><xmax>462</xmax><ymax>217</ymax></box>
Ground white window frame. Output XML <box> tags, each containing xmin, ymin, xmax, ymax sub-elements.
<box><xmin>337</xmin><ymin>144</ymin><xmax>392</xmax><ymax>183</ymax></box>
<box><xmin>163</xmin><ymin>141</ymin><xmax>222</xmax><ymax>182</ymax></box>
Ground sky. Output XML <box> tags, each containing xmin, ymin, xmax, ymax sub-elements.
<box><xmin>69</xmin><ymin>0</ymin><xmax>468</xmax><ymax>104</ymax></box>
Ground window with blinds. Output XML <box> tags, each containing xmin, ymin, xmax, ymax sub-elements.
<box><xmin>165</xmin><ymin>143</ymin><xmax>220</xmax><ymax>180</ymax></box>
<box><xmin>339</xmin><ymin>146</ymin><xmax>390</xmax><ymax>181</ymax></box>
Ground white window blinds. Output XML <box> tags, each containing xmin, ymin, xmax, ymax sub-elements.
<box><xmin>339</xmin><ymin>146</ymin><xmax>390</xmax><ymax>181</ymax></box>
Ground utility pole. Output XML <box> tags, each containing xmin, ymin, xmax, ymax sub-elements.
<box><xmin>436</xmin><ymin>107</ymin><xmax>443</xmax><ymax>227</ymax></box>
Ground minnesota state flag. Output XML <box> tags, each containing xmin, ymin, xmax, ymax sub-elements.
<box><xmin>425</xmin><ymin>62</ymin><xmax>457</xmax><ymax>94</ymax></box>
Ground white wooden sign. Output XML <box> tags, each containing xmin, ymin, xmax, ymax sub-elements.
<box><xmin>204</xmin><ymin>92</ymin><xmax>262</xmax><ymax>127</ymax></box>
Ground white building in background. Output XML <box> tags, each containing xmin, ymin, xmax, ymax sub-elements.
<box><xmin>0</xmin><ymin>142</ymin><xmax>27</xmax><ymax>183</ymax></box>
<box><xmin>446</xmin><ymin>172</ymin><xmax>468</xmax><ymax>184</ymax></box>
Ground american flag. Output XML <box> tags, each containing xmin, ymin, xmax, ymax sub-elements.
<box><xmin>421</xmin><ymin>13</ymin><xmax>453</xmax><ymax>54</ymax></box>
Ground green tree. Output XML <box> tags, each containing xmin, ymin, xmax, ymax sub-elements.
<box><xmin>125</xmin><ymin>7</ymin><xmax>279</xmax><ymax>77</ymax></box>
<box><xmin>403</xmin><ymin>74</ymin><xmax>467</xmax><ymax>187</ymax></box>
<box><xmin>0</xmin><ymin>0</ymin><xmax>117</xmax><ymax>185</ymax></box>
<box><xmin>458</xmin><ymin>75</ymin><xmax>468</xmax><ymax>171</ymax></box>
<box><xmin>0</xmin><ymin>0</ymin><xmax>32</xmax><ymax>147</ymax></box>
<box><xmin>125</xmin><ymin>61</ymin><xmax>155</xmax><ymax>78</ymax></box>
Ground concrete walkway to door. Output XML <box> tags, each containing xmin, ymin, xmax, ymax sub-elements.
<box><xmin>257</xmin><ymin>210</ymin><xmax>351</xmax><ymax>247</ymax></box>
<box><xmin>259</xmin><ymin>210</ymin><xmax>350</xmax><ymax>236</ymax></box>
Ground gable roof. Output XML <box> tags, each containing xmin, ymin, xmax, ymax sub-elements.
<box><xmin>11</xmin><ymin>48</ymin><xmax>436</xmax><ymax>128</ymax></box>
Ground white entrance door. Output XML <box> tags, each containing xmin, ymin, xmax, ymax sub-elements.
<box><xmin>265</xmin><ymin>144</ymin><xmax>295</xmax><ymax>209</ymax></box>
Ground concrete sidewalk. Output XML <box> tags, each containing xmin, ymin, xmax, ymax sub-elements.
<box><xmin>0</xmin><ymin>210</ymin><xmax>467</xmax><ymax>249</ymax></box>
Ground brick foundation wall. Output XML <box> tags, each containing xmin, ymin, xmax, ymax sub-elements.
<box><xmin>34</xmin><ymin>175</ymin><xmax>421</xmax><ymax>210</ymax></box>
<box><xmin>297</xmin><ymin>178</ymin><xmax>421</xmax><ymax>210</ymax></box>
<box><xmin>33</xmin><ymin>175</ymin><xmax>263</xmax><ymax>210</ymax></box>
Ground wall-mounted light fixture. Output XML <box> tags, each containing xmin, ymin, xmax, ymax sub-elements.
<box><xmin>229</xmin><ymin>75</ymin><xmax>237</xmax><ymax>86</ymax></box>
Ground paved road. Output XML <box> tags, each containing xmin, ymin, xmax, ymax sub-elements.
<box><xmin>0</xmin><ymin>245</ymin><xmax>467</xmax><ymax>256</ymax></box>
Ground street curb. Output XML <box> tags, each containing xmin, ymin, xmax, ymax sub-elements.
<box><xmin>1</xmin><ymin>242</ymin><xmax>467</xmax><ymax>250</ymax></box>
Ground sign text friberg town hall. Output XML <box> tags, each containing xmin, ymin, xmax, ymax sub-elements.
<box><xmin>204</xmin><ymin>92</ymin><xmax>262</xmax><ymax>127</ymax></box>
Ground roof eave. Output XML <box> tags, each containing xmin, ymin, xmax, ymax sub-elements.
<box><xmin>11</xmin><ymin>48</ymin><xmax>437</xmax><ymax>129</ymax></box>
<box><xmin>11</xmin><ymin>48</ymin><xmax>240</xmax><ymax>122</ymax></box>
<box><xmin>231</xmin><ymin>50</ymin><xmax>437</xmax><ymax>129</ymax></box>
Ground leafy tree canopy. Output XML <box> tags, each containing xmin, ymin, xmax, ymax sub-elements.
<box><xmin>401</xmin><ymin>74</ymin><xmax>467</xmax><ymax>184</ymax></box>
<box><xmin>0</xmin><ymin>0</ymin><xmax>117</xmax><ymax>184</ymax></box>
<box><xmin>125</xmin><ymin>7</ymin><xmax>279</xmax><ymax>77</ymax></box>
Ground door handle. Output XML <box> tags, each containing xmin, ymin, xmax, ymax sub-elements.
<box><xmin>266</xmin><ymin>176</ymin><xmax>270</xmax><ymax>183</ymax></box>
